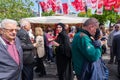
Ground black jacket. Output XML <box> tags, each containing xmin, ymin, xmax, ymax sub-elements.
<box><xmin>112</xmin><ymin>34</ymin><xmax>120</xmax><ymax>61</ymax></box>
<box><xmin>55</xmin><ymin>31</ymin><xmax>71</xmax><ymax>58</ymax></box>
<box><xmin>17</xmin><ymin>29</ymin><xmax>34</xmax><ymax>64</ymax></box>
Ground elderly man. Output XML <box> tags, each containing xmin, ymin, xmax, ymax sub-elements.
<box><xmin>71</xmin><ymin>18</ymin><xmax>104</xmax><ymax>80</ymax></box>
<box><xmin>113</xmin><ymin>31</ymin><xmax>120</xmax><ymax>77</ymax></box>
<box><xmin>17</xmin><ymin>19</ymin><xmax>37</xmax><ymax>80</ymax></box>
<box><xmin>0</xmin><ymin>19</ymin><xmax>23</xmax><ymax>80</ymax></box>
<box><xmin>107</xmin><ymin>24</ymin><xmax>120</xmax><ymax>64</ymax></box>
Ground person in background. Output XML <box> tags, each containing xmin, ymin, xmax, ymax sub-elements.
<box><xmin>34</xmin><ymin>27</ymin><xmax>46</xmax><ymax>77</ymax></box>
<box><xmin>107</xmin><ymin>24</ymin><xmax>120</xmax><ymax>64</ymax></box>
<box><xmin>0</xmin><ymin>19</ymin><xmax>23</xmax><ymax>80</ymax></box>
<box><xmin>71</xmin><ymin>18</ymin><xmax>102</xmax><ymax>80</ymax></box>
<box><xmin>17</xmin><ymin>19</ymin><xmax>37</xmax><ymax>80</ymax></box>
<box><xmin>45</xmin><ymin>28</ymin><xmax>55</xmax><ymax>63</ymax></box>
<box><xmin>55</xmin><ymin>23</ymin><xmax>73</xmax><ymax>80</ymax></box>
<box><xmin>68</xmin><ymin>26</ymin><xmax>76</xmax><ymax>43</ymax></box>
<box><xmin>65</xmin><ymin>24</ymin><xmax>70</xmax><ymax>33</ymax></box>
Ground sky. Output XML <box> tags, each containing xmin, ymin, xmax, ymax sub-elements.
<box><xmin>31</xmin><ymin>0</ymin><xmax>76</xmax><ymax>14</ymax></box>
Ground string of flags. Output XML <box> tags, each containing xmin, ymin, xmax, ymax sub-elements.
<box><xmin>39</xmin><ymin>0</ymin><xmax>120</xmax><ymax>15</ymax></box>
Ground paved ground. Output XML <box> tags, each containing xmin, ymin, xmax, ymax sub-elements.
<box><xmin>34</xmin><ymin>48</ymin><xmax>120</xmax><ymax>80</ymax></box>
<box><xmin>103</xmin><ymin>53</ymin><xmax>119</xmax><ymax>80</ymax></box>
<box><xmin>34</xmin><ymin>62</ymin><xmax>58</xmax><ymax>80</ymax></box>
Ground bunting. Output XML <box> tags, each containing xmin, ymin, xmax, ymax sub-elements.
<box><xmin>39</xmin><ymin>0</ymin><xmax>120</xmax><ymax>15</ymax></box>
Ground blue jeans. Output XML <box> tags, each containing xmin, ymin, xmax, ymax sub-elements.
<box><xmin>47</xmin><ymin>45</ymin><xmax>54</xmax><ymax>62</ymax></box>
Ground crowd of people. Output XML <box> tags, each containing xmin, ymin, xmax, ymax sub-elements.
<box><xmin>0</xmin><ymin>17</ymin><xmax>120</xmax><ymax>80</ymax></box>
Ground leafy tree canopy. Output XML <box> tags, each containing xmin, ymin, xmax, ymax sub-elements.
<box><xmin>0</xmin><ymin>0</ymin><xmax>34</xmax><ymax>21</ymax></box>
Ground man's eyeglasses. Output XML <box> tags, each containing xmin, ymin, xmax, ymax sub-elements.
<box><xmin>3</xmin><ymin>28</ymin><xmax>18</xmax><ymax>32</ymax></box>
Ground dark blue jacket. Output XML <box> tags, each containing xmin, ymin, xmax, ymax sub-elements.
<box><xmin>113</xmin><ymin>34</ymin><xmax>120</xmax><ymax>61</ymax></box>
<box><xmin>0</xmin><ymin>37</ymin><xmax>23</xmax><ymax>80</ymax></box>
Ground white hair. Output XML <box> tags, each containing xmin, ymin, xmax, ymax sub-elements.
<box><xmin>19</xmin><ymin>19</ymin><xmax>30</xmax><ymax>28</ymax></box>
<box><xmin>116</xmin><ymin>23</ymin><xmax>120</xmax><ymax>27</ymax></box>
<box><xmin>1</xmin><ymin>19</ymin><xmax>18</xmax><ymax>28</ymax></box>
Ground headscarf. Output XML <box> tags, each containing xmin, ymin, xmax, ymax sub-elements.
<box><xmin>56</xmin><ymin>23</ymin><xmax>65</xmax><ymax>32</ymax></box>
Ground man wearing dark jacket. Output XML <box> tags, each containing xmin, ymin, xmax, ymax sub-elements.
<box><xmin>112</xmin><ymin>32</ymin><xmax>120</xmax><ymax>76</ymax></box>
<box><xmin>17</xmin><ymin>19</ymin><xmax>37</xmax><ymax>80</ymax></box>
<box><xmin>0</xmin><ymin>19</ymin><xmax>23</xmax><ymax>80</ymax></box>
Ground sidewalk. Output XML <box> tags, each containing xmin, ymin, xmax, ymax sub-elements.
<box><xmin>33</xmin><ymin>62</ymin><xmax>58</xmax><ymax>80</ymax></box>
<box><xmin>102</xmin><ymin>48</ymin><xmax>119</xmax><ymax>80</ymax></box>
<box><xmin>34</xmin><ymin>48</ymin><xmax>119</xmax><ymax>80</ymax></box>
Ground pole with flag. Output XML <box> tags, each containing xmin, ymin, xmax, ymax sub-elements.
<box><xmin>67</xmin><ymin>0</ymin><xmax>71</xmax><ymax>15</ymax></box>
<box><xmin>56</xmin><ymin>0</ymin><xmax>63</xmax><ymax>14</ymax></box>
<box><xmin>36</xmin><ymin>0</ymin><xmax>42</xmax><ymax>17</ymax></box>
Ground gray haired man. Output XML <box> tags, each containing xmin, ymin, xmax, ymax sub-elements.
<box><xmin>17</xmin><ymin>19</ymin><xmax>37</xmax><ymax>80</ymax></box>
<box><xmin>0</xmin><ymin>19</ymin><xmax>23</xmax><ymax>80</ymax></box>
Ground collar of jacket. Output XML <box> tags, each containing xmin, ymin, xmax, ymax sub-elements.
<box><xmin>59</xmin><ymin>31</ymin><xmax>66</xmax><ymax>35</ymax></box>
<box><xmin>79</xmin><ymin>29</ymin><xmax>91</xmax><ymax>37</ymax></box>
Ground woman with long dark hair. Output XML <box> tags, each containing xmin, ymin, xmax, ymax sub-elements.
<box><xmin>55</xmin><ymin>23</ymin><xmax>73</xmax><ymax>80</ymax></box>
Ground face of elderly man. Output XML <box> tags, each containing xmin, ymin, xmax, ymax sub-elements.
<box><xmin>2</xmin><ymin>20</ymin><xmax>18</xmax><ymax>41</ymax></box>
<box><xmin>114</xmin><ymin>24</ymin><xmax>120</xmax><ymax>31</ymax></box>
<box><xmin>83</xmin><ymin>18</ymin><xmax>99</xmax><ymax>36</ymax></box>
<box><xmin>19</xmin><ymin>19</ymin><xmax>31</xmax><ymax>32</ymax></box>
<box><xmin>25</xmin><ymin>22</ymin><xmax>31</xmax><ymax>31</ymax></box>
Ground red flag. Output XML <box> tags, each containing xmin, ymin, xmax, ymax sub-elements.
<box><xmin>91</xmin><ymin>0</ymin><xmax>97</xmax><ymax>3</ymax></box>
<box><xmin>95</xmin><ymin>0</ymin><xmax>103</xmax><ymax>15</ymax></box>
<box><xmin>71</xmin><ymin>0</ymin><xmax>85</xmax><ymax>11</ymax></box>
<box><xmin>52</xmin><ymin>4</ymin><xmax>58</xmax><ymax>12</ymax></box>
<box><xmin>47</xmin><ymin>0</ymin><xmax>56</xmax><ymax>5</ymax></box>
<box><xmin>114</xmin><ymin>5</ymin><xmax>119</xmax><ymax>12</ymax></box>
<box><xmin>47</xmin><ymin>0</ymin><xmax>59</xmax><ymax>12</ymax></box>
<box><xmin>105</xmin><ymin>6</ymin><xmax>112</xmax><ymax>10</ymax></box>
<box><xmin>91</xmin><ymin>0</ymin><xmax>97</xmax><ymax>9</ymax></box>
<box><xmin>104</xmin><ymin>0</ymin><xmax>116</xmax><ymax>10</ymax></box>
<box><xmin>71</xmin><ymin>2</ymin><xmax>79</xmax><ymax>11</ymax></box>
<box><xmin>62</xmin><ymin>3</ymin><xmax>68</xmax><ymax>14</ymax></box>
<box><xmin>98</xmin><ymin>0</ymin><xmax>103</xmax><ymax>9</ymax></box>
<box><xmin>114</xmin><ymin>0</ymin><xmax>120</xmax><ymax>12</ymax></box>
<box><xmin>39</xmin><ymin>2</ymin><xmax>49</xmax><ymax>12</ymax></box>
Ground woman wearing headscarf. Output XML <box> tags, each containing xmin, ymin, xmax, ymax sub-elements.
<box><xmin>55</xmin><ymin>23</ymin><xmax>73</xmax><ymax>80</ymax></box>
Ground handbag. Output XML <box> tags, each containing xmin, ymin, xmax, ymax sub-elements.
<box><xmin>80</xmin><ymin>58</ymin><xmax>109</xmax><ymax>80</ymax></box>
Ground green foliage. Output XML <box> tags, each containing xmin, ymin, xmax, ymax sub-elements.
<box><xmin>78</xmin><ymin>9</ymin><xmax>92</xmax><ymax>17</ymax></box>
<box><xmin>0</xmin><ymin>0</ymin><xmax>34</xmax><ymax>21</ymax></box>
<box><xmin>42</xmin><ymin>10</ymin><xmax>55</xmax><ymax>16</ymax></box>
<box><xmin>78</xmin><ymin>12</ymin><xmax>86</xmax><ymax>17</ymax></box>
<box><xmin>91</xmin><ymin>13</ymin><xmax>107</xmax><ymax>24</ymax></box>
<box><xmin>104</xmin><ymin>10</ymin><xmax>117</xmax><ymax>23</ymax></box>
